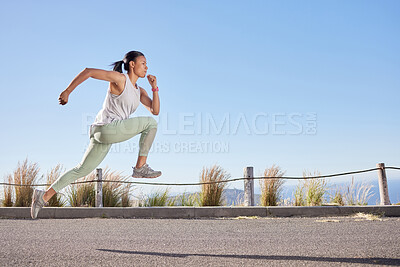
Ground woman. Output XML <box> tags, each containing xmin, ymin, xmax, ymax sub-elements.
<box><xmin>31</xmin><ymin>51</ymin><xmax>161</xmax><ymax>219</ymax></box>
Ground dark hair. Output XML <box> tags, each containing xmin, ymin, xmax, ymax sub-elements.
<box><xmin>111</xmin><ymin>51</ymin><xmax>145</xmax><ymax>73</ymax></box>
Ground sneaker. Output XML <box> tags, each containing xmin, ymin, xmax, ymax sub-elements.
<box><xmin>31</xmin><ymin>189</ymin><xmax>46</xmax><ymax>219</ymax></box>
<box><xmin>132</xmin><ymin>164</ymin><xmax>162</xmax><ymax>178</ymax></box>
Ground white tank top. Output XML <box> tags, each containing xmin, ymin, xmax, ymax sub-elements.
<box><xmin>92</xmin><ymin>73</ymin><xmax>141</xmax><ymax>127</ymax></box>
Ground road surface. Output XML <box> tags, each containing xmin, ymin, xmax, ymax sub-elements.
<box><xmin>1</xmin><ymin>216</ymin><xmax>399</xmax><ymax>266</ymax></box>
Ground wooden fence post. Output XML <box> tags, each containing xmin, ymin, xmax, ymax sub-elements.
<box><xmin>95</xmin><ymin>168</ymin><xmax>103</xmax><ymax>208</ymax></box>
<box><xmin>244</xmin><ymin>167</ymin><xmax>254</xmax><ymax>206</ymax></box>
<box><xmin>377</xmin><ymin>163</ymin><xmax>391</xmax><ymax>205</ymax></box>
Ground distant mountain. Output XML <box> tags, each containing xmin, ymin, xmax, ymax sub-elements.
<box><xmin>169</xmin><ymin>179</ymin><xmax>400</xmax><ymax>206</ymax></box>
<box><xmin>278</xmin><ymin>180</ymin><xmax>400</xmax><ymax>206</ymax></box>
<box><xmin>223</xmin><ymin>179</ymin><xmax>400</xmax><ymax>206</ymax></box>
<box><xmin>222</xmin><ymin>188</ymin><xmax>261</xmax><ymax>206</ymax></box>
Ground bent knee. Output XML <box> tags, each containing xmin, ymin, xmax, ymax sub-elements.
<box><xmin>147</xmin><ymin>117</ymin><xmax>158</xmax><ymax>129</ymax></box>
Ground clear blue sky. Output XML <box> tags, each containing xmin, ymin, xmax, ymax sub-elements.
<box><xmin>0</xmin><ymin>0</ymin><xmax>399</xmax><ymax>195</ymax></box>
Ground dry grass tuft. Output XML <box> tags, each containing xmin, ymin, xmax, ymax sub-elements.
<box><xmin>343</xmin><ymin>177</ymin><xmax>374</xmax><ymax>205</ymax></box>
<box><xmin>120</xmin><ymin>185</ymin><xmax>132</xmax><ymax>207</ymax></box>
<box><xmin>200</xmin><ymin>165</ymin><xmax>230</xmax><ymax>206</ymax></box>
<box><xmin>67</xmin><ymin>173</ymin><xmax>96</xmax><ymax>207</ymax></box>
<box><xmin>2</xmin><ymin>175</ymin><xmax>14</xmax><ymax>207</ymax></box>
<box><xmin>353</xmin><ymin>212</ymin><xmax>382</xmax><ymax>221</ymax></box>
<box><xmin>67</xmin><ymin>168</ymin><xmax>133</xmax><ymax>207</ymax></box>
<box><xmin>304</xmin><ymin>171</ymin><xmax>327</xmax><ymax>206</ymax></box>
<box><xmin>13</xmin><ymin>159</ymin><xmax>40</xmax><ymax>207</ymax></box>
<box><xmin>330</xmin><ymin>186</ymin><xmax>345</xmax><ymax>206</ymax></box>
<box><xmin>46</xmin><ymin>164</ymin><xmax>66</xmax><ymax>207</ymax></box>
<box><xmin>294</xmin><ymin>170</ymin><xmax>327</xmax><ymax>206</ymax></box>
<box><xmin>142</xmin><ymin>188</ymin><xmax>173</xmax><ymax>207</ymax></box>
<box><xmin>294</xmin><ymin>181</ymin><xmax>306</xmax><ymax>206</ymax></box>
<box><xmin>102</xmin><ymin>168</ymin><xmax>132</xmax><ymax>207</ymax></box>
<box><xmin>259</xmin><ymin>164</ymin><xmax>285</xmax><ymax>206</ymax></box>
<box><xmin>175</xmin><ymin>192</ymin><xmax>200</xmax><ymax>206</ymax></box>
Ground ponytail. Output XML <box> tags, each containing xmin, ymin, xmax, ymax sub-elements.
<box><xmin>111</xmin><ymin>60</ymin><xmax>124</xmax><ymax>73</ymax></box>
<box><xmin>110</xmin><ymin>51</ymin><xmax>145</xmax><ymax>73</ymax></box>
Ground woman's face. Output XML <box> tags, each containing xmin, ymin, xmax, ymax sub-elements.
<box><xmin>131</xmin><ymin>56</ymin><xmax>148</xmax><ymax>78</ymax></box>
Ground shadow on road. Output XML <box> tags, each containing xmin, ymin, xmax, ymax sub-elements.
<box><xmin>97</xmin><ymin>249</ymin><xmax>400</xmax><ymax>265</ymax></box>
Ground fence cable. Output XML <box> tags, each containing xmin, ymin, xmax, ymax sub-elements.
<box><xmin>1</xmin><ymin>166</ymin><xmax>399</xmax><ymax>187</ymax></box>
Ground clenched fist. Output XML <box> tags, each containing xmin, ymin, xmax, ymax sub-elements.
<box><xmin>58</xmin><ymin>89</ymin><xmax>70</xmax><ymax>105</ymax></box>
<box><xmin>147</xmin><ymin>74</ymin><xmax>157</xmax><ymax>89</ymax></box>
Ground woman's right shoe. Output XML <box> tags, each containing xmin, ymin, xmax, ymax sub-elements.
<box><xmin>31</xmin><ymin>189</ymin><xmax>46</xmax><ymax>219</ymax></box>
<box><xmin>132</xmin><ymin>164</ymin><xmax>162</xmax><ymax>178</ymax></box>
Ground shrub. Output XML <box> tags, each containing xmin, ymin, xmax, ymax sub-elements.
<box><xmin>13</xmin><ymin>159</ymin><xmax>40</xmax><ymax>207</ymax></box>
<box><xmin>331</xmin><ymin>186</ymin><xmax>345</xmax><ymax>206</ymax></box>
<box><xmin>294</xmin><ymin>170</ymin><xmax>327</xmax><ymax>206</ymax></box>
<box><xmin>102</xmin><ymin>169</ymin><xmax>132</xmax><ymax>207</ymax></box>
<box><xmin>2</xmin><ymin>175</ymin><xmax>13</xmax><ymax>207</ymax></box>
<box><xmin>200</xmin><ymin>165</ymin><xmax>230</xmax><ymax>206</ymax></box>
<box><xmin>303</xmin><ymin>171</ymin><xmax>327</xmax><ymax>206</ymax></box>
<box><xmin>343</xmin><ymin>177</ymin><xmax>374</xmax><ymax>205</ymax></box>
<box><xmin>67</xmin><ymin>168</ymin><xmax>133</xmax><ymax>207</ymax></box>
<box><xmin>67</xmin><ymin>174</ymin><xmax>96</xmax><ymax>207</ymax></box>
<box><xmin>294</xmin><ymin>181</ymin><xmax>306</xmax><ymax>206</ymax></box>
<box><xmin>142</xmin><ymin>188</ymin><xmax>172</xmax><ymax>206</ymax></box>
<box><xmin>120</xmin><ymin>184</ymin><xmax>132</xmax><ymax>207</ymax></box>
<box><xmin>259</xmin><ymin>165</ymin><xmax>285</xmax><ymax>206</ymax></box>
<box><xmin>176</xmin><ymin>192</ymin><xmax>200</xmax><ymax>206</ymax></box>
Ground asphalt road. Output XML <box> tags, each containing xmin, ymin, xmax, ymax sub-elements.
<box><xmin>1</xmin><ymin>216</ymin><xmax>399</xmax><ymax>266</ymax></box>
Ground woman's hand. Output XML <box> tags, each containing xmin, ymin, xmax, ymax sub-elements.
<box><xmin>147</xmin><ymin>74</ymin><xmax>157</xmax><ymax>89</ymax></box>
<box><xmin>58</xmin><ymin>89</ymin><xmax>70</xmax><ymax>105</ymax></box>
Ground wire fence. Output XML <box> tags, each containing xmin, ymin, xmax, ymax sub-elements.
<box><xmin>1</xmin><ymin>166</ymin><xmax>399</xmax><ymax>187</ymax></box>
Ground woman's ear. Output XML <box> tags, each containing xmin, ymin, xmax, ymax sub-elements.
<box><xmin>129</xmin><ymin>60</ymin><xmax>135</xmax><ymax>70</ymax></box>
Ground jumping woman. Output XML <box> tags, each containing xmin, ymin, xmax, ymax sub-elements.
<box><xmin>31</xmin><ymin>51</ymin><xmax>161</xmax><ymax>219</ymax></box>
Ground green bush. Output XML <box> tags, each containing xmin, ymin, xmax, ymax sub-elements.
<box><xmin>177</xmin><ymin>192</ymin><xmax>200</xmax><ymax>206</ymax></box>
<box><xmin>142</xmin><ymin>188</ymin><xmax>172</xmax><ymax>206</ymax></box>
<box><xmin>331</xmin><ymin>186</ymin><xmax>345</xmax><ymax>206</ymax></box>
<box><xmin>294</xmin><ymin>181</ymin><xmax>306</xmax><ymax>206</ymax></box>
<box><xmin>294</xmin><ymin>170</ymin><xmax>327</xmax><ymax>206</ymax></box>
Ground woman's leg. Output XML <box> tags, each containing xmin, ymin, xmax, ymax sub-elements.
<box><xmin>135</xmin><ymin>156</ymin><xmax>147</xmax><ymax>168</ymax></box>
<box><xmin>93</xmin><ymin>116</ymin><xmax>158</xmax><ymax>167</ymax></box>
<box><xmin>45</xmin><ymin>117</ymin><xmax>157</xmax><ymax>200</ymax></box>
<box><xmin>92</xmin><ymin>116</ymin><xmax>160</xmax><ymax>178</ymax></box>
<box><xmin>46</xmin><ymin>138</ymin><xmax>111</xmax><ymax>198</ymax></box>
<box><xmin>136</xmin><ymin>119</ymin><xmax>157</xmax><ymax>167</ymax></box>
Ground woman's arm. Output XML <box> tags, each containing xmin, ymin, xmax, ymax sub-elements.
<box><xmin>58</xmin><ymin>68</ymin><xmax>125</xmax><ymax>105</ymax></box>
<box><xmin>139</xmin><ymin>74</ymin><xmax>160</xmax><ymax>115</ymax></box>
<box><xmin>140</xmin><ymin>88</ymin><xmax>160</xmax><ymax>115</ymax></box>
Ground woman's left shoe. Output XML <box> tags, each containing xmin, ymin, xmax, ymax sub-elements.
<box><xmin>31</xmin><ymin>189</ymin><xmax>46</xmax><ymax>219</ymax></box>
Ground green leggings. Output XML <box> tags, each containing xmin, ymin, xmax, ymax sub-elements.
<box><xmin>50</xmin><ymin>116</ymin><xmax>157</xmax><ymax>192</ymax></box>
